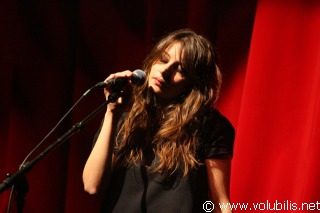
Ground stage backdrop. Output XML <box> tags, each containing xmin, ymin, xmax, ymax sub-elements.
<box><xmin>1</xmin><ymin>0</ymin><xmax>319</xmax><ymax>212</ymax></box>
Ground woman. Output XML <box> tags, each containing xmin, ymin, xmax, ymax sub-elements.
<box><xmin>83</xmin><ymin>29</ymin><xmax>235</xmax><ymax>213</ymax></box>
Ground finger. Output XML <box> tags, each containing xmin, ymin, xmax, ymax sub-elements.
<box><xmin>117</xmin><ymin>97</ymin><xmax>123</xmax><ymax>104</ymax></box>
<box><xmin>104</xmin><ymin>88</ymin><xmax>109</xmax><ymax>95</ymax></box>
<box><xmin>105</xmin><ymin>70</ymin><xmax>133</xmax><ymax>81</ymax></box>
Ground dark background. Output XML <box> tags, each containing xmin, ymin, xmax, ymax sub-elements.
<box><xmin>1</xmin><ymin>0</ymin><xmax>320</xmax><ymax>212</ymax></box>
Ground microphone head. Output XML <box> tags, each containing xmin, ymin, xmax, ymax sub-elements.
<box><xmin>131</xmin><ymin>69</ymin><xmax>146</xmax><ymax>86</ymax></box>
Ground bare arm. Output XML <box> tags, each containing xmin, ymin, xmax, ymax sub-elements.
<box><xmin>205</xmin><ymin>158</ymin><xmax>232</xmax><ymax>213</ymax></box>
<box><xmin>82</xmin><ymin>70</ymin><xmax>133</xmax><ymax>195</ymax></box>
<box><xmin>82</xmin><ymin>111</ymin><xmax>117</xmax><ymax>195</ymax></box>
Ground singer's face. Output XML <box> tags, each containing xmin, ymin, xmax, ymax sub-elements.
<box><xmin>148</xmin><ymin>42</ymin><xmax>191</xmax><ymax>104</ymax></box>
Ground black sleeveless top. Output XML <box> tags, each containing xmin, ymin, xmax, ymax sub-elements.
<box><xmin>94</xmin><ymin>109</ymin><xmax>235</xmax><ymax>213</ymax></box>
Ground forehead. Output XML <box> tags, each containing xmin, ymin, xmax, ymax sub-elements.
<box><xmin>163</xmin><ymin>42</ymin><xmax>183</xmax><ymax>59</ymax></box>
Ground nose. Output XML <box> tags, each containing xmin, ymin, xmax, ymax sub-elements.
<box><xmin>159</xmin><ymin>64</ymin><xmax>174</xmax><ymax>77</ymax></box>
<box><xmin>159</xmin><ymin>65</ymin><xmax>169</xmax><ymax>74</ymax></box>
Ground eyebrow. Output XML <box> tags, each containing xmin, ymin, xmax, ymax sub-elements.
<box><xmin>162</xmin><ymin>51</ymin><xmax>170</xmax><ymax>58</ymax></box>
<box><xmin>162</xmin><ymin>51</ymin><xmax>181</xmax><ymax>63</ymax></box>
<box><xmin>160</xmin><ymin>50</ymin><xmax>183</xmax><ymax>69</ymax></box>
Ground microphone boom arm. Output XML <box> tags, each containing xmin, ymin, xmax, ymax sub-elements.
<box><xmin>0</xmin><ymin>92</ymin><xmax>120</xmax><ymax>193</ymax></box>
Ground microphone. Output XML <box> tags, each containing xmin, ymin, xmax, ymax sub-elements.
<box><xmin>95</xmin><ymin>69</ymin><xmax>146</xmax><ymax>92</ymax></box>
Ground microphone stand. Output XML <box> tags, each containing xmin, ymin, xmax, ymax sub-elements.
<box><xmin>0</xmin><ymin>92</ymin><xmax>120</xmax><ymax>212</ymax></box>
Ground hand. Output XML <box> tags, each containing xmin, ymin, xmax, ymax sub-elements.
<box><xmin>104</xmin><ymin>70</ymin><xmax>134</xmax><ymax>115</ymax></box>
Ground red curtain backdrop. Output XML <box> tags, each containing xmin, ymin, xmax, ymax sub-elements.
<box><xmin>1</xmin><ymin>0</ymin><xmax>319</xmax><ymax>212</ymax></box>
<box><xmin>231</xmin><ymin>1</ymin><xmax>320</xmax><ymax>212</ymax></box>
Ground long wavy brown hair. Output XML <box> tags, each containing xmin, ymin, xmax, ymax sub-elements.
<box><xmin>114</xmin><ymin>29</ymin><xmax>222</xmax><ymax>176</ymax></box>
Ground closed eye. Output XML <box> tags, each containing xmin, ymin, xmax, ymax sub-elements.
<box><xmin>159</xmin><ymin>53</ymin><xmax>169</xmax><ymax>63</ymax></box>
<box><xmin>159</xmin><ymin>57</ymin><xmax>168</xmax><ymax>63</ymax></box>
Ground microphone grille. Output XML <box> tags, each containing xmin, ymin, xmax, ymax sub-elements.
<box><xmin>132</xmin><ymin>69</ymin><xmax>146</xmax><ymax>86</ymax></box>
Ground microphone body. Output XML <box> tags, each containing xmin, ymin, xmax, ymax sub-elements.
<box><xmin>95</xmin><ymin>69</ymin><xmax>146</xmax><ymax>92</ymax></box>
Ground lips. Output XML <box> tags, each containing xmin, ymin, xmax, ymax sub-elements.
<box><xmin>153</xmin><ymin>77</ymin><xmax>166</xmax><ymax>87</ymax></box>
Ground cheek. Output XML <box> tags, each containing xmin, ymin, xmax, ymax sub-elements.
<box><xmin>172</xmin><ymin>74</ymin><xmax>190</xmax><ymax>87</ymax></box>
<box><xmin>147</xmin><ymin>75</ymin><xmax>152</xmax><ymax>85</ymax></box>
<box><xmin>147</xmin><ymin>68</ymin><xmax>155</xmax><ymax>84</ymax></box>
